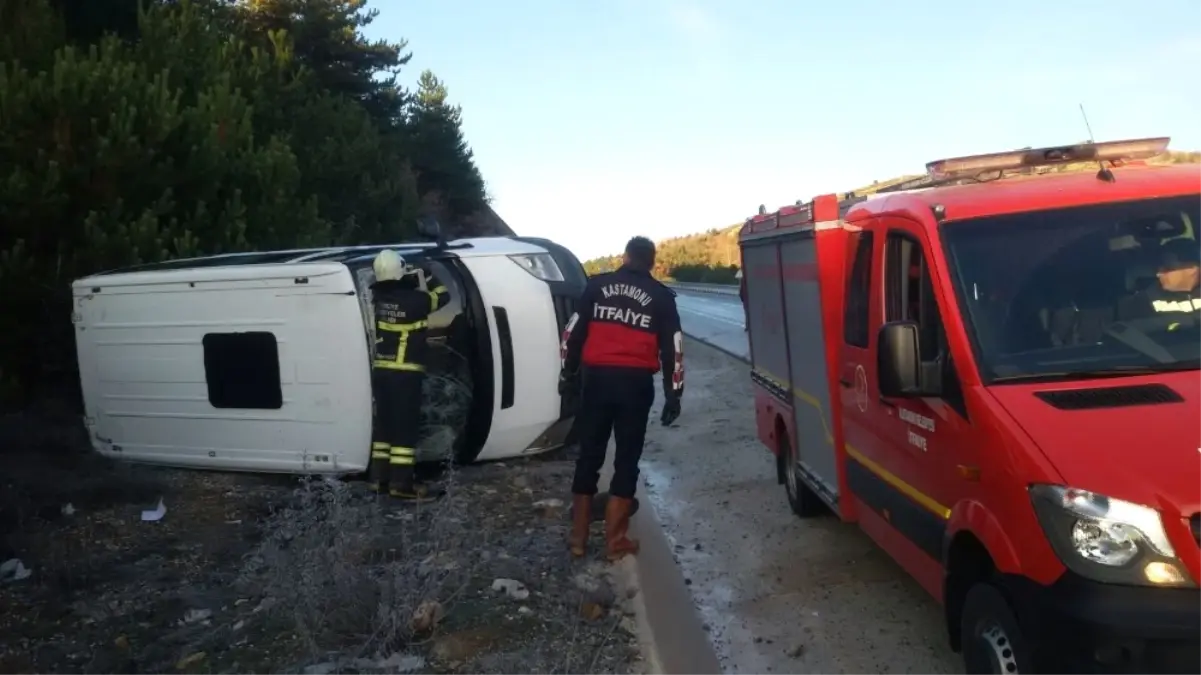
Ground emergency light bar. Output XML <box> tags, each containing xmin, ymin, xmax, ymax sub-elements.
<box><xmin>925</xmin><ymin>136</ymin><xmax>1171</xmax><ymax>180</ymax></box>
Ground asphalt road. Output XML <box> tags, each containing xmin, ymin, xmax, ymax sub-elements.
<box><xmin>643</xmin><ymin>289</ymin><xmax>961</xmax><ymax>673</ymax></box>
<box><xmin>673</xmin><ymin>289</ymin><xmax>750</xmax><ymax>361</ymax></box>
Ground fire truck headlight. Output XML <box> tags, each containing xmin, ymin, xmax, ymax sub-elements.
<box><xmin>509</xmin><ymin>253</ymin><xmax>565</xmax><ymax>282</ymax></box>
<box><xmin>1029</xmin><ymin>484</ymin><xmax>1193</xmax><ymax>587</ymax></box>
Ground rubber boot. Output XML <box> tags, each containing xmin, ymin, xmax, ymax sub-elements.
<box><xmin>604</xmin><ymin>496</ymin><xmax>640</xmax><ymax>562</ymax></box>
<box><xmin>388</xmin><ymin>448</ymin><xmax>423</xmax><ymax>500</ymax></box>
<box><xmin>368</xmin><ymin>442</ymin><xmax>390</xmax><ymax>493</ymax></box>
<box><xmin>568</xmin><ymin>494</ymin><xmax>592</xmax><ymax>557</ymax></box>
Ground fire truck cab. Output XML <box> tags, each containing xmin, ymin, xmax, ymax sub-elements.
<box><xmin>739</xmin><ymin>137</ymin><xmax>1200</xmax><ymax>673</ymax></box>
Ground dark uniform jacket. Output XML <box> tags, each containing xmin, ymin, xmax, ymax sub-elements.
<box><xmin>561</xmin><ymin>266</ymin><xmax>684</xmax><ymax>399</ymax></box>
<box><xmin>1117</xmin><ymin>285</ymin><xmax>1201</xmax><ymax>325</ymax></box>
<box><xmin>371</xmin><ymin>273</ymin><xmax>450</xmax><ymax>372</ymax></box>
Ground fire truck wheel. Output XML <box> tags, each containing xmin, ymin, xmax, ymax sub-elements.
<box><xmin>781</xmin><ymin>431</ymin><xmax>825</xmax><ymax>518</ymax></box>
<box><xmin>960</xmin><ymin>582</ymin><xmax>1032</xmax><ymax>674</ymax></box>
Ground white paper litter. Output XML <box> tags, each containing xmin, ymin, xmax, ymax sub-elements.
<box><xmin>0</xmin><ymin>558</ymin><xmax>32</xmax><ymax>582</ymax></box>
<box><xmin>141</xmin><ymin>498</ymin><xmax>167</xmax><ymax>522</ymax></box>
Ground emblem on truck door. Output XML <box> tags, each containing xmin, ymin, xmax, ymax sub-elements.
<box><xmin>854</xmin><ymin>365</ymin><xmax>869</xmax><ymax>413</ymax></box>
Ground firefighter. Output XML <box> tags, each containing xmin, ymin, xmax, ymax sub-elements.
<box><xmin>368</xmin><ymin>249</ymin><xmax>451</xmax><ymax>500</ymax></box>
<box><xmin>559</xmin><ymin>236</ymin><xmax>684</xmax><ymax>561</ymax></box>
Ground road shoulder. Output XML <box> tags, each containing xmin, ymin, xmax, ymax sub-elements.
<box><xmin>599</xmin><ymin>433</ymin><xmax>722</xmax><ymax>674</ymax></box>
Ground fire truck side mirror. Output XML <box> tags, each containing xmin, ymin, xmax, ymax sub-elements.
<box><xmin>877</xmin><ymin>321</ymin><xmax>941</xmax><ymax>398</ymax></box>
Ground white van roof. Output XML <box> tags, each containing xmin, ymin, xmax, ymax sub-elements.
<box><xmin>74</xmin><ymin>236</ymin><xmax>548</xmax><ymax>287</ymax></box>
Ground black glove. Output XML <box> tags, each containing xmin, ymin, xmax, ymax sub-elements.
<box><xmin>660</xmin><ymin>395</ymin><xmax>681</xmax><ymax>426</ymax></box>
<box><xmin>558</xmin><ymin>369</ymin><xmax>580</xmax><ymax>397</ymax></box>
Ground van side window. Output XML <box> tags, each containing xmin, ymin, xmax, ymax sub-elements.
<box><xmin>885</xmin><ymin>234</ymin><xmax>944</xmax><ymax>361</ymax></box>
<box><xmin>842</xmin><ymin>231</ymin><xmax>874</xmax><ymax>347</ymax></box>
<box><xmin>202</xmin><ymin>332</ymin><xmax>284</xmax><ymax>409</ymax></box>
<box><xmin>885</xmin><ymin>232</ymin><xmax>967</xmax><ymax>416</ymax></box>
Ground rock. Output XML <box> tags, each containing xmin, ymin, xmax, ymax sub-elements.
<box><xmin>532</xmin><ymin>498</ymin><xmax>564</xmax><ymax>518</ymax></box>
<box><xmin>301</xmin><ymin>662</ymin><xmax>336</xmax><ymax>675</ymax></box>
<box><xmin>232</xmin><ymin>620</ymin><xmax>245</xmax><ymax>632</ymax></box>
<box><xmin>580</xmin><ymin>602</ymin><xmax>605</xmax><ymax>621</ymax></box>
<box><xmin>587</xmin><ymin>584</ymin><xmax>617</xmax><ymax>608</ymax></box>
<box><xmin>176</xmin><ymin>652</ymin><xmax>206</xmax><ymax>670</ymax></box>
<box><xmin>410</xmin><ymin>600</ymin><xmax>444</xmax><ymax>634</ymax></box>
<box><xmin>0</xmin><ymin>558</ymin><xmax>32</xmax><ymax>582</ymax></box>
<box><xmin>377</xmin><ymin>652</ymin><xmax>426</xmax><ymax>673</ymax></box>
<box><xmin>620</xmin><ymin>616</ymin><xmax>638</xmax><ymax>635</ymax></box>
<box><xmin>252</xmin><ymin>597</ymin><xmax>277</xmax><ymax>614</ymax></box>
<box><xmin>181</xmin><ymin>608</ymin><xmax>212</xmax><ymax>624</ymax></box>
<box><xmin>490</xmin><ymin>578</ymin><xmax>530</xmax><ymax>601</ymax></box>
<box><xmin>114</xmin><ymin>635</ymin><xmax>129</xmax><ymax>650</ymax></box>
<box><xmin>517</xmin><ymin>606</ymin><xmax>532</xmax><ymax>615</ymax></box>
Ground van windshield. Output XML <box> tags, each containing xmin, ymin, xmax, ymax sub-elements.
<box><xmin>940</xmin><ymin>195</ymin><xmax>1201</xmax><ymax>383</ymax></box>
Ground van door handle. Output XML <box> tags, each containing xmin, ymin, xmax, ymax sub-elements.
<box><xmin>878</xmin><ymin>397</ymin><xmax>897</xmax><ymax>409</ymax></box>
<box><xmin>838</xmin><ymin>378</ymin><xmax>852</xmax><ymax>388</ymax></box>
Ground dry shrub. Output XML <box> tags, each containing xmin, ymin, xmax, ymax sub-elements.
<box><xmin>243</xmin><ymin>473</ymin><xmax>484</xmax><ymax>663</ymax></box>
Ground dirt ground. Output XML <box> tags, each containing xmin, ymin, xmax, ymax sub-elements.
<box><xmin>0</xmin><ymin>404</ymin><xmax>642</xmax><ymax>675</ymax></box>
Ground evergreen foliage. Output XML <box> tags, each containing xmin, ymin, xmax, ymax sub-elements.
<box><xmin>0</xmin><ymin>0</ymin><xmax>490</xmax><ymax>404</ymax></box>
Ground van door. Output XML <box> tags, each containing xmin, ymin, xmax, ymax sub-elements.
<box><xmin>347</xmin><ymin>256</ymin><xmax>479</xmax><ymax>463</ymax></box>
<box><xmin>841</xmin><ymin>218</ymin><xmax>973</xmax><ymax>588</ymax></box>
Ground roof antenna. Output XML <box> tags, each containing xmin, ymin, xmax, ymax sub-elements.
<box><xmin>1080</xmin><ymin>103</ymin><xmax>1115</xmax><ymax>183</ymax></box>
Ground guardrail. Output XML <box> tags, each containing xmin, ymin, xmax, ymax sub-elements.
<box><xmin>665</xmin><ymin>281</ymin><xmax>741</xmax><ymax>297</ymax></box>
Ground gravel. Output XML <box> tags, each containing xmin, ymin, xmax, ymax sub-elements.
<box><xmin>0</xmin><ymin>406</ymin><xmax>643</xmax><ymax>674</ymax></box>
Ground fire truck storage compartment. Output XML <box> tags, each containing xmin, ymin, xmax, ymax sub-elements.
<box><xmin>742</xmin><ymin>209</ymin><xmax>846</xmax><ymax>513</ymax></box>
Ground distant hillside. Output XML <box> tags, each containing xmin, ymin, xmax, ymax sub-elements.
<box><xmin>582</xmin><ymin>149</ymin><xmax>1201</xmax><ymax>283</ymax></box>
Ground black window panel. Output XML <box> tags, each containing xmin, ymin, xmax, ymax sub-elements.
<box><xmin>202</xmin><ymin>332</ymin><xmax>284</xmax><ymax>409</ymax></box>
<box><xmin>843</xmin><ymin>231</ymin><xmax>874</xmax><ymax>347</ymax></box>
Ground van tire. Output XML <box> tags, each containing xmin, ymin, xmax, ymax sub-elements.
<box><xmin>960</xmin><ymin>582</ymin><xmax>1032</xmax><ymax>674</ymax></box>
<box><xmin>781</xmin><ymin>431</ymin><xmax>824</xmax><ymax>518</ymax></box>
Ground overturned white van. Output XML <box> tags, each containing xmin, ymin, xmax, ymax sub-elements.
<box><xmin>70</xmin><ymin>234</ymin><xmax>587</xmax><ymax>474</ymax></box>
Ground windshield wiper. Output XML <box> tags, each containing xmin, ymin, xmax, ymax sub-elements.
<box><xmin>991</xmin><ymin>360</ymin><xmax>1200</xmax><ymax>384</ymax></box>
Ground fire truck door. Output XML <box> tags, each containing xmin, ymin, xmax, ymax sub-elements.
<box><xmin>874</xmin><ymin>223</ymin><xmax>968</xmax><ymax>565</ymax></box>
<box><xmin>842</xmin><ymin>218</ymin><xmax>970</xmax><ymax>581</ymax></box>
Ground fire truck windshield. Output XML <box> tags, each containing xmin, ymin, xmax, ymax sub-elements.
<box><xmin>940</xmin><ymin>195</ymin><xmax>1201</xmax><ymax>384</ymax></box>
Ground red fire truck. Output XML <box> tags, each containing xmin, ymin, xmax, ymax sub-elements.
<box><xmin>739</xmin><ymin>137</ymin><xmax>1200</xmax><ymax>674</ymax></box>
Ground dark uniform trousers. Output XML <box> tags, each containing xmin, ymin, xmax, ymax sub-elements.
<box><xmin>571</xmin><ymin>366</ymin><xmax>656</xmax><ymax>499</ymax></box>
<box><xmin>368</xmin><ymin>277</ymin><xmax>449</xmax><ymax>497</ymax></box>
<box><xmin>370</xmin><ymin>362</ymin><xmax>424</xmax><ymax>495</ymax></box>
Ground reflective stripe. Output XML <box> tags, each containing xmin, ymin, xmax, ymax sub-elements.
<box><xmin>389</xmin><ymin>446</ymin><xmax>415</xmax><ymax>466</ymax></box>
<box><xmin>372</xmin><ymin>442</ymin><xmax>389</xmax><ymax>450</ymax></box>
<box><xmin>373</xmin><ymin>360</ymin><xmax>425</xmax><ymax>372</ymax></box>
<box><xmin>378</xmin><ymin>319</ymin><xmax>428</xmax><ymax>332</ymax></box>
<box><xmin>371</xmin><ymin>451</ymin><xmax>389</xmax><ymax>459</ymax></box>
<box><xmin>429</xmin><ymin>286</ymin><xmax>448</xmax><ymax>311</ymax></box>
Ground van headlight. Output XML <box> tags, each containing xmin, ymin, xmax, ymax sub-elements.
<box><xmin>508</xmin><ymin>253</ymin><xmax>565</xmax><ymax>282</ymax></box>
<box><xmin>1029</xmin><ymin>484</ymin><xmax>1194</xmax><ymax>587</ymax></box>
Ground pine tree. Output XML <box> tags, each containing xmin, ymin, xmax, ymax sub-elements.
<box><xmin>407</xmin><ymin>69</ymin><xmax>486</xmax><ymax>225</ymax></box>
<box><xmin>233</xmin><ymin>0</ymin><xmax>410</xmax><ymax>124</ymax></box>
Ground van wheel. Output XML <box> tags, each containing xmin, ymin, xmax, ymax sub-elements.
<box><xmin>781</xmin><ymin>432</ymin><xmax>824</xmax><ymax>518</ymax></box>
<box><xmin>960</xmin><ymin>582</ymin><xmax>1031</xmax><ymax>674</ymax></box>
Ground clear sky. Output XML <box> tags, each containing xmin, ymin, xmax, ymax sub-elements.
<box><xmin>365</xmin><ymin>0</ymin><xmax>1201</xmax><ymax>261</ymax></box>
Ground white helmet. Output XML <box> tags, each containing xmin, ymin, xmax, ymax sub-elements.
<box><xmin>373</xmin><ymin>249</ymin><xmax>408</xmax><ymax>282</ymax></box>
